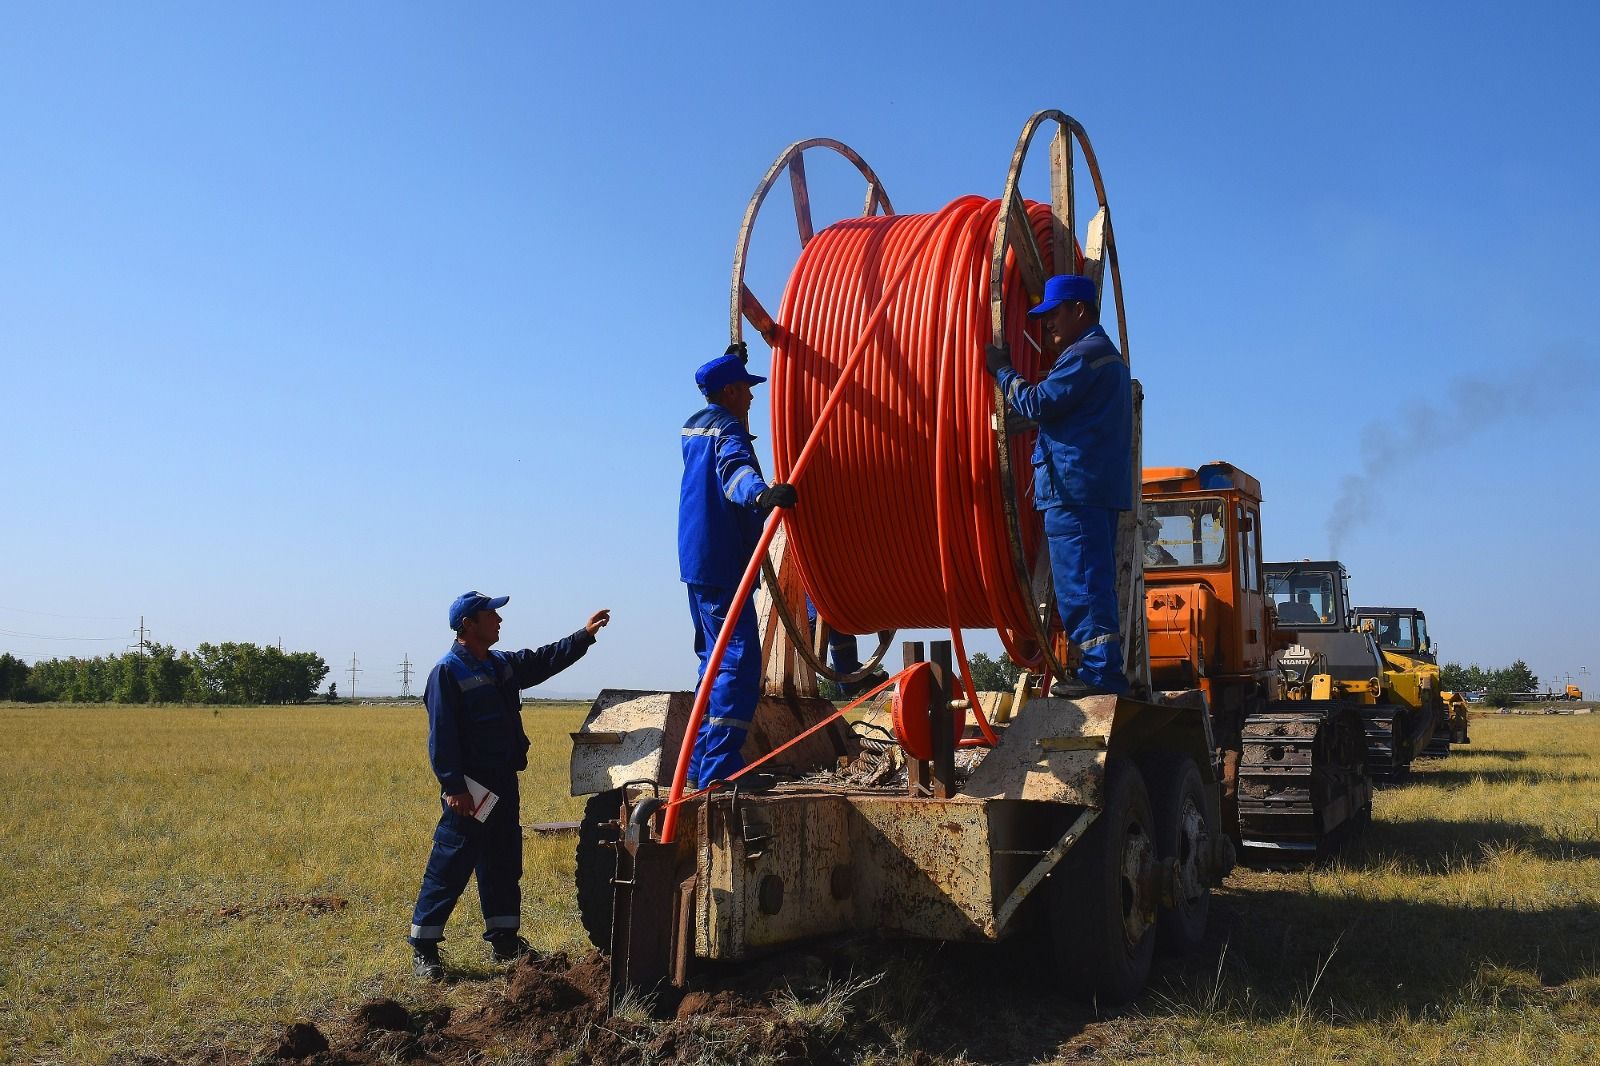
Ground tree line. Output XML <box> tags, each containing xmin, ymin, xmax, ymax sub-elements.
<box><xmin>1440</xmin><ymin>659</ymin><xmax>1540</xmax><ymax>707</ymax></box>
<box><xmin>0</xmin><ymin>643</ymin><xmax>330</xmax><ymax>705</ymax></box>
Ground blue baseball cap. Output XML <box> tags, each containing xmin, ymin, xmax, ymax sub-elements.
<box><xmin>1028</xmin><ymin>274</ymin><xmax>1099</xmax><ymax>317</ymax></box>
<box><xmin>449</xmin><ymin>591</ymin><xmax>509</xmax><ymax>631</ymax></box>
<box><xmin>695</xmin><ymin>353</ymin><xmax>767</xmax><ymax>396</ymax></box>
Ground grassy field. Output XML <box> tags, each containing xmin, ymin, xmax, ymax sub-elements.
<box><xmin>3</xmin><ymin>704</ymin><xmax>1600</xmax><ymax>1064</ymax></box>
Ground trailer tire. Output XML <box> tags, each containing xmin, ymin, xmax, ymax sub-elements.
<box><xmin>1049</xmin><ymin>759</ymin><xmax>1157</xmax><ymax>1004</ymax></box>
<box><xmin>1143</xmin><ymin>753</ymin><xmax>1212</xmax><ymax>955</ymax></box>
<box><xmin>575</xmin><ymin>788</ymin><xmax>623</xmax><ymax>952</ymax></box>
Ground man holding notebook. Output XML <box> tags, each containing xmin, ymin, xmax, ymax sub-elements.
<box><xmin>408</xmin><ymin>591</ymin><xmax>610</xmax><ymax>979</ymax></box>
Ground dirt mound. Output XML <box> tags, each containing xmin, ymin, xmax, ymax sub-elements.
<box><xmin>227</xmin><ymin>948</ymin><xmax>862</xmax><ymax>1065</ymax></box>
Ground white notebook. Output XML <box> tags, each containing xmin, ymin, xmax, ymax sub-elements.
<box><xmin>462</xmin><ymin>776</ymin><xmax>499</xmax><ymax>823</ymax></box>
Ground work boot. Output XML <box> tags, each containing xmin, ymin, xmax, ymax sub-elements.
<box><xmin>841</xmin><ymin>668</ymin><xmax>891</xmax><ymax>700</ymax></box>
<box><xmin>411</xmin><ymin>942</ymin><xmax>444</xmax><ymax>981</ymax></box>
<box><xmin>490</xmin><ymin>934</ymin><xmax>534</xmax><ymax>964</ymax></box>
<box><xmin>1050</xmin><ymin>677</ymin><xmax>1113</xmax><ymax>699</ymax></box>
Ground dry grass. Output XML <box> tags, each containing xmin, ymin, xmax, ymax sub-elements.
<box><xmin>4</xmin><ymin>707</ymin><xmax>1600</xmax><ymax>1063</ymax></box>
<box><xmin>0</xmin><ymin>701</ymin><xmax>591</xmax><ymax>1064</ymax></box>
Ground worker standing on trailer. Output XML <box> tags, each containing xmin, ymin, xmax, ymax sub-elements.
<box><xmin>680</xmin><ymin>345</ymin><xmax>797</xmax><ymax>787</ymax></box>
<box><xmin>408</xmin><ymin>592</ymin><xmax>610</xmax><ymax>980</ymax></box>
<box><xmin>985</xmin><ymin>274</ymin><xmax>1132</xmax><ymax>696</ymax></box>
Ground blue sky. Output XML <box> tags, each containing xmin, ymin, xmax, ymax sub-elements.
<box><xmin>3</xmin><ymin>3</ymin><xmax>1596</xmax><ymax>696</ymax></box>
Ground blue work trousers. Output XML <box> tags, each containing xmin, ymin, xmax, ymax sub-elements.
<box><xmin>1044</xmin><ymin>505</ymin><xmax>1130</xmax><ymax>694</ymax></box>
<box><xmin>686</xmin><ymin>582</ymin><xmax>761</xmax><ymax>787</ymax></box>
<box><xmin>806</xmin><ymin>596</ymin><xmax>862</xmax><ymax>675</ymax></box>
<box><xmin>408</xmin><ymin>771</ymin><xmax>521</xmax><ymax>947</ymax></box>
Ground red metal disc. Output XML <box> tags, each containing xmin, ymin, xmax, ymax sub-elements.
<box><xmin>891</xmin><ymin>662</ymin><xmax>935</xmax><ymax>760</ymax></box>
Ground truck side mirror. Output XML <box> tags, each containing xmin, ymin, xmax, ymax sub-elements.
<box><xmin>1238</xmin><ymin>513</ymin><xmax>1254</xmax><ymax>532</ymax></box>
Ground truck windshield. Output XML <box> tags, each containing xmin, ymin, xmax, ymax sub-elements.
<box><xmin>1145</xmin><ymin>498</ymin><xmax>1227</xmax><ymax>569</ymax></box>
<box><xmin>1266</xmin><ymin>569</ymin><xmax>1339</xmax><ymax>626</ymax></box>
<box><xmin>1359</xmin><ymin>611</ymin><xmax>1416</xmax><ymax>651</ymax></box>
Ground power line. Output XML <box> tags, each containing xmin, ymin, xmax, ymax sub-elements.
<box><xmin>397</xmin><ymin>654</ymin><xmax>415</xmax><ymax>698</ymax></box>
<box><xmin>347</xmin><ymin>654</ymin><xmax>362</xmax><ymax>699</ymax></box>
<box><xmin>0</xmin><ymin>604</ymin><xmax>133</xmax><ymax>622</ymax></box>
<box><xmin>0</xmin><ymin>626</ymin><xmax>114</xmax><ymax>641</ymax></box>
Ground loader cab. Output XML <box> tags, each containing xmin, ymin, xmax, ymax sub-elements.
<box><xmin>1352</xmin><ymin>606</ymin><xmax>1433</xmax><ymax>662</ymax></box>
<box><xmin>1140</xmin><ymin>462</ymin><xmax>1268</xmax><ymax>690</ymax></box>
<box><xmin>1263</xmin><ymin>561</ymin><xmax>1350</xmax><ymax>632</ymax></box>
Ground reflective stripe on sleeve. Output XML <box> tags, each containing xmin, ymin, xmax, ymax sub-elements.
<box><xmin>703</xmin><ymin>716</ymin><xmax>752</xmax><ymax>730</ymax></box>
<box><xmin>724</xmin><ymin>466</ymin><xmax>757</xmax><ymax>500</ymax></box>
<box><xmin>682</xmin><ymin>426</ymin><xmax>724</xmax><ymax>438</ymax></box>
<box><xmin>1080</xmin><ymin>632</ymin><xmax>1121</xmax><ymax>650</ymax></box>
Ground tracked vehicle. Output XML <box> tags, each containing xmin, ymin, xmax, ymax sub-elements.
<box><xmin>1353</xmin><ymin>605</ymin><xmax>1469</xmax><ymax>755</ymax></box>
<box><xmin>1266</xmin><ymin>563</ymin><xmax>1439</xmax><ymax>781</ymax></box>
<box><xmin>1142</xmin><ymin>464</ymin><xmax>1371</xmax><ymax>857</ymax></box>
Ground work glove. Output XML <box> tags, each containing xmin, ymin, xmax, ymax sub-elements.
<box><xmin>984</xmin><ymin>341</ymin><xmax>1012</xmax><ymax>378</ymax></box>
<box><xmin>725</xmin><ymin>340</ymin><xmax>749</xmax><ymax>363</ymax></box>
<box><xmin>756</xmin><ymin>483</ymin><xmax>798</xmax><ymax>510</ymax></box>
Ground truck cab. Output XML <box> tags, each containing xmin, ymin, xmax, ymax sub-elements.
<box><xmin>1141</xmin><ymin>462</ymin><xmax>1268</xmax><ymax>697</ymax></box>
<box><xmin>1353</xmin><ymin>606</ymin><xmax>1433</xmax><ymax>664</ymax></box>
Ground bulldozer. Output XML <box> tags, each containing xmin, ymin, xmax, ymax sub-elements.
<box><xmin>1142</xmin><ymin>464</ymin><xmax>1371</xmax><ymax>857</ymax></box>
<box><xmin>1264</xmin><ymin>562</ymin><xmax>1440</xmax><ymax>781</ymax></box>
<box><xmin>1352</xmin><ymin>605</ymin><xmax>1470</xmax><ymax>755</ymax></box>
<box><xmin>568</xmin><ymin>113</ymin><xmax>1235</xmax><ymax>1009</ymax></box>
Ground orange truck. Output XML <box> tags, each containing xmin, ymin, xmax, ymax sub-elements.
<box><xmin>1142</xmin><ymin>462</ymin><xmax>1371</xmax><ymax>855</ymax></box>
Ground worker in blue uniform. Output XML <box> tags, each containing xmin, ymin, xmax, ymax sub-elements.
<box><xmin>985</xmin><ymin>274</ymin><xmax>1132</xmax><ymax>696</ymax></box>
<box><xmin>408</xmin><ymin>591</ymin><xmax>610</xmax><ymax>979</ymax></box>
<box><xmin>679</xmin><ymin>347</ymin><xmax>797</xmax><ymax>787</ymax></box>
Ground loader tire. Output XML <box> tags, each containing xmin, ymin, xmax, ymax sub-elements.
<box><xmin>1143</xmin><ymin>753</ymin><xmax>1213</xmax><ymax>955</ymax></box>
<box><xmin>574</xmin><ymin>788</ymin><xmax>623</xmax><ymax>952</ymax></box>
<box><xmin>1049</xmin><ymin>759</ymin><xmax>1157</xmax><ymax>1004</ymax></box>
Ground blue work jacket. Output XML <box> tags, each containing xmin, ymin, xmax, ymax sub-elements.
<box><xmin>422</xmin><ymin>631</ymin><xmax>594</xmax><ymax>794</ymax></box>
<box><xmin>678</xmin><ymin>402</ymin><xmax>770</xmax><ymax>588</ymax></box>
<box><xmin>995</xmin><ymin>323</ymin><xmax>1133</xmax><ymax>511</ymax></box>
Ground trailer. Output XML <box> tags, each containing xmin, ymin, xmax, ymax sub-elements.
<box><xmin>570</xmin><ymin>111</ymin><xmax>1235</xmax><ymax>1008</ymax></box>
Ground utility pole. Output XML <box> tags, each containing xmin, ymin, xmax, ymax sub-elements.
<box><xmin>347</xmin><ymin>654</ymin><xmax>362</xmax><ymax>700</ymax></box>
<box><xmin>397</xmin><ymin>654</ymin><xmax>415</xmax><ymax>698</ymax></box>
<box><xmin>126</xmin><ymin>616</ymin><xmax>154</xmax><ymax>655</ymax></box>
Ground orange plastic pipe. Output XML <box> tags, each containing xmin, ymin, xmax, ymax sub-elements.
<box><xmin>659</xmin><ymin>216</ymin><xmax>944</xmax><ymax>844</ymax></box>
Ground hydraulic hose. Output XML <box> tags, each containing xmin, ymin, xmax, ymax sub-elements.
<box><xmin>659</xmin><ymin>196</ymin><xmax>1061</xmax><ymax>844</ymax></box>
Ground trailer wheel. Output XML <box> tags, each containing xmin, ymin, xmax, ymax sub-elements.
<box><xmin>1050</xmin><ymin>759</ymin><xmax>1157</xmax><ymax>1003</ymax></box>
<box><xmin>1143</xmin><ymin>753</ymin><xmax>1212</xmax><ymax>955</ymax></box>
<box><xmin>574</xmin><ymin>788</ymin><xmax>623</xmax><ymax>951</ymax></box>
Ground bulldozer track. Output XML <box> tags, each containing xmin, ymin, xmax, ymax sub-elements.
<box><xmin>1237</xmin><ymin>702</ymin><xmax>1372</xmax><ymax>858</ymax></box>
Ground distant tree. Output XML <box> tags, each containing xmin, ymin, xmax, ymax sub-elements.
<box><xmin>0</xmin><ymin>653</ymin><xmax>33</xmax><ymax>701</ymax></box>
<box><xmin>327</xmin><ymin>681</ymin><xmax>338</xmax><ymax>703</ymax></box>
<box><xmin>967</xmin><ymin>652</ymin><xmax>1023</xmax><ymax>692</ymax></box>
<box><xmin>145</xmin><ymin>644</ymin><xmax>189</xmax><ymax>702</ymax></box>
<box><xmin>817</xmin><ymin>676</ymin><xmax>844</xmax><ymax>701</ymax></box>
<box><xmin>1484</xmin><ymin>678</ymin><xmax>1515</xmax><ymax>708</ymax></box>
<box><xmin>111</xmin><ymin>651</ymin><xmax>151</xmax><ymax>704</ymax></box>
<box><xmin>1500</xmin><ymin>660</ymin><xmax>1538</xmax><ymax>693</ymax></box>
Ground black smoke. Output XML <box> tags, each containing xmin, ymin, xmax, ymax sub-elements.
<box><xmin>1327</xmin><ymin>349</ymin><xmax>1599</xmax><ymax>554</ymax></box>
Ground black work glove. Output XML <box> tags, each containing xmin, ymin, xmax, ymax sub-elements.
<box><xmin>725</xmin><ymin>340</ymin><xmax>749</xmax><ymax>363</ymax></box>
<box><xmin>984</xmin><ymin>341</ymin><xmax>1012</xmax><ymax>377</ymax></box>
<box><xmin>755</xmin><ymin>483</ymin><xmax>798</xmax><ymax>509</ymax></box>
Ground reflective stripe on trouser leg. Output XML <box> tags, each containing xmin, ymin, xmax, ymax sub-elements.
<box><xmin>1043</xmin><ymin>504</ymin><xmax>1129</xmax><ymax>694</ymax></box>
<box><xmin>475</xmin><ymin>776</ymin><xmax>522</xmax><ymax>941</ymax></box>
<box><xmin>686</xmin><ymin>582</ymin><xmax>761</xmax><ymax>786</ymax></box>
